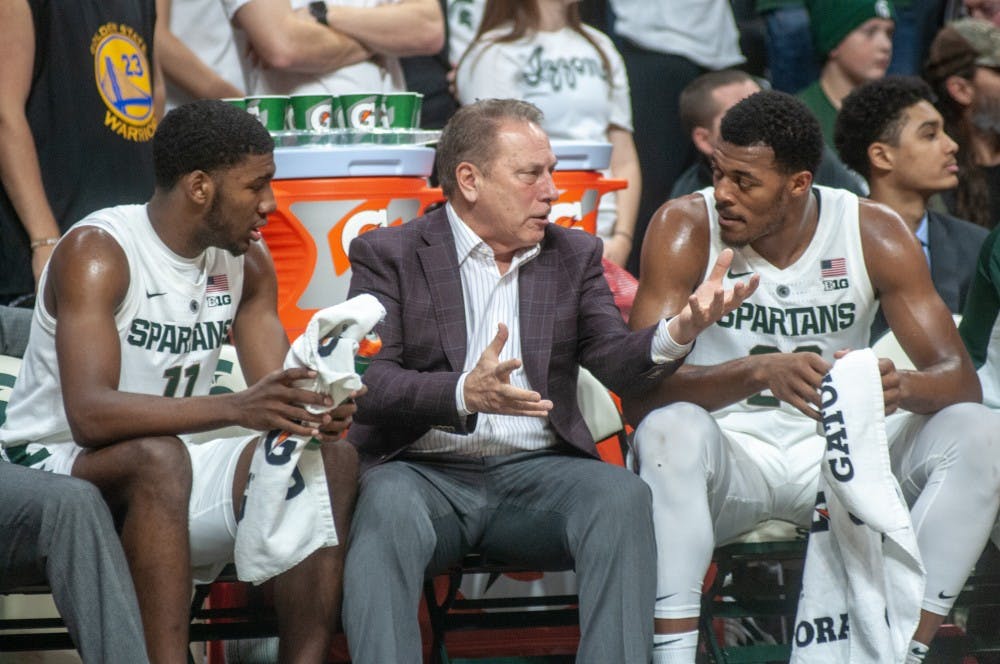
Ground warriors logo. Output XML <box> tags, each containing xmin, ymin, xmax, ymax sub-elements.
<box><xmin>92</xmin><ymin>23</ymin><xmax>156</xmax><ymax>142</ymax></box>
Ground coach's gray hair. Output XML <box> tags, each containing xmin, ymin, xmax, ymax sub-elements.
<box><xmin>435</xmin><ymin>99</ymin><xmax>544</xmax><ymax>198</ymax></box>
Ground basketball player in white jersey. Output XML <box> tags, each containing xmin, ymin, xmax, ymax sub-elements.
<box><xmin>0</xmin><ymin>100</ymin><xmax>359</xmax><ymax>664</ymax></box>
<box><xmin>626</xmin><ymin>90</ymin><xmax>1000</xmax><ymax>664</ymax></box>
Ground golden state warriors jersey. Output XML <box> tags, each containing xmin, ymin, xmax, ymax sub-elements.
<box><xmin>0</xmin><ymin>204</ymin><xmax>244</xmax><ymax>447</ymax></box>
<box><xmin>688</xmin><ymin>185</ymin><xmax>877</xmax><ymax>444</ymax></box>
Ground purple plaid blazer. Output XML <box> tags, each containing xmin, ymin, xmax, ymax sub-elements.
<box><xmin>346</xmin><ymin>206</ymin><xmax>676</xmax><ymax>465</ymax></box>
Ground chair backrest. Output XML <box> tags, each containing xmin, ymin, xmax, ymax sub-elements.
<box><xmin>871</xmin><ymin>313</ymin><xmax>963</xmax><ymax>372</ymax></box>
<box><xmin>0</xmin><ymin>355</ymin><xmax>22</xmax><ymax>428</ymax></box>
<box><xmin>575</xmin><ymin>366</ymin><xmax>624</xmax><ymax>443</ymax></box>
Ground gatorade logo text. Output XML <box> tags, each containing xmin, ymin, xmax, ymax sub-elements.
<box><xmin>92</xmin><ymin>22</ymin><xmax>156</xmax><ymax>142</ymax></box>
<box><xmin>820</xmin><ymin>375</ymin><xmax>854</xmax><ymax>483</ymax></box>
<box><xmin>794</xmin><ymin>613</ymin><xmax>849</xmax><ymax>648</ymax></box>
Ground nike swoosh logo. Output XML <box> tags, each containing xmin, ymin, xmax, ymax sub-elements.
<box><xmin>654</xmin><ymin>637</ymin><xmax>682</xmax><ymax>647</ymax></box>
<box><xmin>656</xmin><ymin>593</ymin><xmax>677</xmax><ymax>601</ymax></box>
<box><xmin>726</xmin><ymin>268</ymin><xmax>753</xmax><ymax>279</ymax></box>
<box><xmin>938</xmin><ymin>591</ymin><xmax>958</xmax><ymax>600</ymax></box>
<box><xmin>145</xmin><ymin>291</ymin><xmax>168</xmax><ymax>299</ymax></box>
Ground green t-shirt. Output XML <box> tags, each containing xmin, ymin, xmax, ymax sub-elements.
<box><xmin>797</xmin><ymin>80</ymin><xmax>837</xmax><ymax>147</ymax></box>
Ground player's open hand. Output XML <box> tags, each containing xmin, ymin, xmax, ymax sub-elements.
<box><xmin>463</xmin><ymin>323</ymin><xmax>554</xmax><ymax>417</ymax></box>
<box><xmin>231</xmin><ymin>367</ymin><xmax>335</xmax><ymax>437</ymax></box>
<box><xmin>668</xmin><ymin>248</ymin><xmax>759</xmax><ymax>344</ymax></box>
<box><xmin>756</xmin><ymin>351</ymin><xmax>832</xmax><ymax>421</ymax></box>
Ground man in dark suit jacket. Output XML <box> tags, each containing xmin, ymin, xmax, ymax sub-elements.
<box><xmin>835</xmin><ymin>76</ymin><xmax>989</xmax><ymax>340</ymax></box>
<box><xmin>340</xmin><ymin>98</ymin><xmax>757</xmax><ymax>663</ymax></box>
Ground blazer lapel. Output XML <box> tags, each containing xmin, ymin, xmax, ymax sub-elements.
<box><xmin>519</xmin><ymin>243</ymin><xmax>558</xmax><ymax>392</ymax></box>
<box><xmin>417</xmin><ymin>211</ymin><xmax>468</xmax><ymax>371</ymax></box>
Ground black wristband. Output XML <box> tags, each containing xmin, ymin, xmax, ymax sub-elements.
<box><xmin>308</xmin><ymin>0</ymin><xmax>328</xmax><ymax>25</ymax></box>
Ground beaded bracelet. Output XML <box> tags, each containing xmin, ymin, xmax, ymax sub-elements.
<box><xmin>30</xmin><ymin>237</ymin><xmax>59</xmax><ymax>250</ymax></box>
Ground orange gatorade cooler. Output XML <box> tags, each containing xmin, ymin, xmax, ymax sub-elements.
<box><xmin>550</xmin><ymin>140</ymin><xmax>626</xmax><ymax>235</ymax></box>
<box><xmin>262</xmin><ymin>145</ymin><xmax>442</xmax><ymax>338</ymax></box>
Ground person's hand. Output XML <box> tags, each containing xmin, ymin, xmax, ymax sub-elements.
<box><xmin>314</xmin><ymin>386</ymin><xmax>366</xmax><ymax>442</ymax></box>
<box><xmin>231</xmin><ymin>368</ymin><xmax>335</xmax><ymax>437</ymax></box>
<box><xmin>463</xmin><ymin>323</ymin><xmax>553</xmax><ymax>417</ymax></box>
<box><xmin>755</xmin><ymin>352</ymin><xmax>831</xmax><ymax>420</ymax></box>
<box><xmin>602</xmin><ymin>233</ymin><xmax>631</xmax><ymax>268</ymax></box>
<box><xmin>878</xmin><ymin>358</ymin><xmax>901</xmax><ymax>415</ymax></box>
<box><xmin>832</xmin><ymin>350</ymin><xmax>901</xmax><ymax>415</ymax></box>
<box><xmin>668</xmin><ymin>248</ymin><xmax>759</xmax><ymax>344</ymax></box>
<box><xmin>32</xmin><ymin>244</ymin><xmax>55</xmax><ymax>288</ymax></box>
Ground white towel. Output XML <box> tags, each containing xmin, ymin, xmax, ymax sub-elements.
<box><xmin>790</xmin><ymin>349</ymin><xmax>924</xmax><ymax>664</ymax></box>
<box><xmin>233</xmin><ymin>295</ymin><xmax>386</xmax><ymax>584</ymax></box>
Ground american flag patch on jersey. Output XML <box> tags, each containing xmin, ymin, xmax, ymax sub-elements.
<box><xmin>820</xmin><ymin>258</ymin><xmax>847</xmax><ymax>278</ymax></box>
<box><xmin>207</xmin><ymin>274</ymin><xmax>229</xmax><ymax>293</ymax></box>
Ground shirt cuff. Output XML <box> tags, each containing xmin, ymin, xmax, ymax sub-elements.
<box><xmin>650</xmin><ymin>318</ymin><xmax>694</xmax><ymax>363</ymax></box>
<box><xmin>455</xmin><ymin>371</ymin><xmax>472</xmax><ymax>417</ymax></box>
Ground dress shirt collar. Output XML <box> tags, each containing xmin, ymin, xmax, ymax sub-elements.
<box><xmin>444</xmin><ymin>203</ymin><xmax>541</xmax><ymax>269</ymax></box>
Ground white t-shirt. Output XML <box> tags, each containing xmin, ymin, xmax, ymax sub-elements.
<box><xmin>167</xmin><ymin>0</ymin><xmax>248</xmax><ymax>110</ymax></box>
<box><xmin>608</xmin><ymin>0</ymin><xmax>744</xmax><ymax>70</ymax></box>
<box><xmin>221</xmin><ymin>0</ymin><xmax>406</xmax><ymax>96</ymax></box>
<box><xmin>446</xmin><ymin>0</ymin><xmax>485</xmax><ymax>64</ymax></box>
<box><xmin>455</xmin><ymin>24</ymin><xmax>632</xmax><ymax>237</ymax></box>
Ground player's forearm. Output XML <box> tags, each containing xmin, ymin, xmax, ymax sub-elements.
<box><xmin>622</xmin><ymin>359</ymin><xmax>764</xmax><ymax>426</ymax></box>
<box><xmin>897</xmin><ymin>361</ymin><xmax>983</xmax><ymax>414</ymax></box>
<box><xmin>0</xmin><ymin>112</ymin><xmax>60</xmax><ymax>243</ymax></box>
<box><xmin>325</xmin><ymin>2</ymin><xmax>444</xmax><ymax>57</ymax></box>
<box><xmin>66</xmin><ymin>391</ymin><xmax>248</xmax><ymax>448</ymax></box>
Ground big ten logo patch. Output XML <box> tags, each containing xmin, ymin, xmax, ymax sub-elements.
<box><xmin>287</xmin><ymin>198</ymin><xmax>420</xmax><ymax>309</ymax></box>
<box><xmin>550</xmin><ymin>188</ymin><xmax>598</xmax><ymax>232</ymax></box>
<box><xmin>91</xmin><ymin>22</ymin><xmax>156</xmax><ymax>142</ymax></box>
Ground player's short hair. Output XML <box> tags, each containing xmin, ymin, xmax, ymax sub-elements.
<box><xmin>153</xmin><ymin>100</ymin><xmax>274</xmax><ymax>189</ymax></box>
<box><xmin>435</xmin><ymin>98</ymin><xmax>544</xmax><ymax>198</ymax></box>
<box><xmin>834</xmin><ymin>76</ymin><xmax>936</xmax><ymax>180</ymax></box>
<box><xmin>679</xmin><ymin>69</ymin><xmax>760</xmax><ymax>134</ymax></box>
<box><xmin>720</xmin><ymin>90</ymin><xmax>824</xmax><ymax>175</ymax></box>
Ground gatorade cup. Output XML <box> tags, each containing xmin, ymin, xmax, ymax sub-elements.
<box><xmin>340</xmin><ymin>93</ymin><xmax>382</xmax><ymax>130</ymax></box>
<box><xmin>330</xmin><ymin>95</ymin><xmax>347</xmax><ymax>129</ymax></box>
<box><xmin>245</xmin><ymin>95</ymin><xmax>289</xmax><ymax>131</ymax></box>
<box><xmin>290</xmin><ymin>94</ymin><xmax>333</xmax><ymax>131</ymax></box>
<box><xmin>380</xmin><ymin>92</ymin><xmax>423</xmax><ymax>129</ymax></box>
<box><xmin>221</xmin><ymin>97</ymin><xmax>247</xmax><ymax>110</ymax></box>
<box><xmin>354</xmin><ymin>331</ymin><xmax>382</xmax><ymax>375</ymax></box>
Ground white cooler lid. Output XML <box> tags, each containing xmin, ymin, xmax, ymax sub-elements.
<box><xmin>274</xmin><ymin>145</ymin><xmax>436</xmax><ymax>179</ymax></box>
<box><xmin>550</xmin><ymin>140</ymin><xmax>612</xmax><ymax>171</ymax></box>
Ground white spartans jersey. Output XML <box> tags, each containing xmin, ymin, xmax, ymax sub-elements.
<box><xmin>688</xmin><ymin>185</ymin><xmax>877</xmax><ymax>447</ymax></box>
<box><xmin>0</xmin><ymin>205</ymin><xmax>244</xmax><ymax>448</ymax></box>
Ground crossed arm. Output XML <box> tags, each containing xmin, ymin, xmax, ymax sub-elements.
<box><xmin>321</xmin><ymin>0</ymin><xmax>444</xmax><ymax>57</ymax></box>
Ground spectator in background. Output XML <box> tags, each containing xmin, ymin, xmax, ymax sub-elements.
<box><xmin>925</xmin><ymin>18</ymin><xmax>1000</xmax><ymax>229</ymax></box>
<box><xmin>0</xmin><ymin>0</ymin><xmax>161</xmax><ymax>307</ymax></box>
<box><xmin>756</xmin><ymin>1</ymin><xmax>819</xmax><ymax>93</ymax></box>
<box><xmin>963</xmin><ymin>0</ymin><xmax>1000</xmax><ymax>24</ymax></box>
<box><xmin>448</xmin><ymin>0</ymin><xmax>486</xmax><ymax>63</ymax></box>
<box><xmin>455</xmin><ymin>0</ymin><xmax>640</xmax><ymax>267</ymax></box>
<box><xmin>671</xmin><ymin>69</ymin><xmax>867</xmax><ymax>199</ymax></box>
<box><xmin>159</xmin><ymin>0</ymin><xmax>246</xmax><ymax>110</ymax></box>
<box><xmin>798</xmin><ymin>0</ymin><xmax>895</xmax><ymax>146</ymax></box>
<box><xmin>836</xmin><ymin>75</ymin><xmax>988</xmax><ymax>340</ymax></box>
<box><xmin>225</xmin><ymin>0</ymin><xmax>443</xmax><ymax>97</ymax></box>
<box><xmin>608</xmin><ymin>0</ymin><xmax>745</xmax><ymax>276</ymax></box>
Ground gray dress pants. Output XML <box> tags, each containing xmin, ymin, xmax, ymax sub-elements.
<box><xmin>0</xmin><ymin>463</ymin><xmax>149</xmax><ymax>663</ymax></box>
<box><xmin>343</xmin><ymin>449</ymin><xmax>656</xmax><ymax>663</ymax></box>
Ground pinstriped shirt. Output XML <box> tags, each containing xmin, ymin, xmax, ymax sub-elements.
<box><xmin>410</xmin><ymin>204</ymin><xmax>554</xmax><ymax>455</ymax></box>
